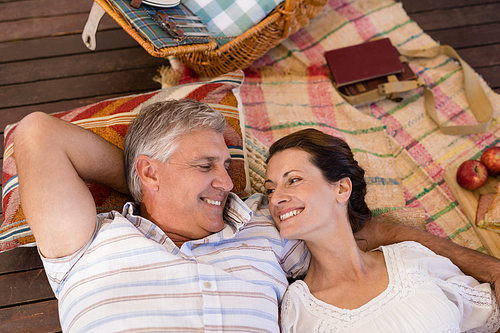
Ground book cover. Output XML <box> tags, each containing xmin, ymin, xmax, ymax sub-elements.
<box><xmin>325</xmin><ymin>38</ymin><xmax>404</xmax><ymax>87</ymax></box>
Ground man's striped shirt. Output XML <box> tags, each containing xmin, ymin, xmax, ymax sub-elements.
<box><xmin>41</xmin><ymin>193</ymin><xmax>309</xmax><ymax>332</ymax></box>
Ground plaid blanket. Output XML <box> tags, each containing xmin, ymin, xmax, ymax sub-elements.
<box><xmin>230</xmin><ymin>0</ymin><xmax>500</xmax><ymax>251</ymax></box>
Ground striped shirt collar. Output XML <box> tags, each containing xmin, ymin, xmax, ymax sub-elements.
<box><xmin>120</xmin><ymin>192</ymin><xmax>254</xmax><ymax>251</ymax></box>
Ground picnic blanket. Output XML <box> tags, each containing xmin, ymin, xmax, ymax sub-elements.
<box><xmin>169</xmin><ymin>0</ymin><xmax>500</xmax><ymax>251</ymax></box>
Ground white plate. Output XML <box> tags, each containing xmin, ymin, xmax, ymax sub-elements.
<box><xmin>142</xmin><ymin>0</ymin><xmax>180</xmax><ymax>7</ymax></box>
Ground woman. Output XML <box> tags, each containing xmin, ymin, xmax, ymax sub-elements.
<box><xmin>264</xmin><ymin>128</ymin><xmax>500</xmax><ymax>332</ymax></box>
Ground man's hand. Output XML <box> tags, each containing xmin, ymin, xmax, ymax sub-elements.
<box><xmin>354</xmin><ymin>215</ymin><xmax>395</xmax><ymax>251</ymax></box>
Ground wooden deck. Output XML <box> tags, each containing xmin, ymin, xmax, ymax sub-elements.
<box><xmin>1</xmin><ymin>0</ymin><xmax>499</xmax><ymax>331</ymax></box>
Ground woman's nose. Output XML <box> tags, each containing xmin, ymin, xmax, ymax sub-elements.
<box><xmin>270</xmin><ymin>186</ymin><xmax>290</xmax><ymax>207</ymax></box>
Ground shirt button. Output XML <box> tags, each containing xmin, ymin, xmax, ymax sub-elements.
<box><xmin>204</xmin><ymin>282</ymin><xmax>211</xmax><ymax>289</ymax></box>
<box><xmin>150</xmin><ymin>230</ymin><xmax>157</xmax><ymax>236</ymax></box>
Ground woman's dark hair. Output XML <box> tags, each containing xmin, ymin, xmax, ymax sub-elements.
<box><xmin>266</xmin><ymin>128</ymin><xmax>371</xmax><ymax>233</ymax></box>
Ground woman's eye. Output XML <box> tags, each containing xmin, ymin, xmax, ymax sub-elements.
<box><xmin>289</xmin><ymin>178</ymin><xmax>301</xmax><ymax>185</ymax></box>
<box><xmin>265</xmin><ymin>188</ymin><xmax>275</xmax><ymax>197</ymax></box>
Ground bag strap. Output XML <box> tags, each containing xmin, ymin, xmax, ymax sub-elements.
<box><xmin>338</xmin><ymin>75</ymin><xmax>425</xmax><ymax>105</ymax></box>
<box><xmin>337</xmin><ymin>44</ymin><xmax>493</xmax><ymax>135</ymax></box>
<box><xmin>397</xmin><ymin>45</ymin><xmax>493</xmax><ymax>135</ymax></box>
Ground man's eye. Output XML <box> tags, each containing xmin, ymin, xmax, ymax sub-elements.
<box><xmin>198</xmin><ymin>165</ymin><xmax>212</xmax><ymax>171</ymax></box>
<box><xmin>265</xmin><ymin>188</ymin><xmax>274</xmax><ymax>197</ymax></box>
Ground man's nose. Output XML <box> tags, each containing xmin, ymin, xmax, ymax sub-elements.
<box><xmin>213</xmin><ymin>167</ymin><xmax>234</xmax><ymax>192</ymax></box>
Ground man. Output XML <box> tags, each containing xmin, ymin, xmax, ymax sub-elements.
<box><xmin>14</xmin><ymin>99</ymin><xmax>500</xmax><ymax>332</ymax></box>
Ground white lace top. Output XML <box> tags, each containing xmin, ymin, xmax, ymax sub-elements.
<box><xmin>280</xmin><ymin>241</ymin><xmax>500</xmax><ymax>333</ymax></box>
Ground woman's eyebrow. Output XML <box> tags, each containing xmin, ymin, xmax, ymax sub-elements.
<box><xmin>264</xmin><ymin>170</ymin><xmax>299</xmax><ymax>184</ymax></box>
<box><xmin>264</xmin><ymin>179</ymin><xmax>274</xmax><ymax>185</ymax></box>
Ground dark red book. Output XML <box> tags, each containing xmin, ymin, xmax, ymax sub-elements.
<box><xmin>325</xmin><ymin>38</ymin><xmax>404</xmax><ymax>87</ymax></box>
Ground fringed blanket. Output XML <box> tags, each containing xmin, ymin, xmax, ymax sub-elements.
<box><xmin>233</xmin><ymin>0</ymin><xmax>500</xmax><ymax>251</ymax></box>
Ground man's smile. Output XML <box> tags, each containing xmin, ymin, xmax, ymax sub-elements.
<box><xmin>279</xmin><ymin>209</ymin><xmax>304</xmax><ymax>221</ymax></box>
<box><xmin>203</xmin><ymin>198</ymin><xmax>222</xmax><ymax>206</ymax></box>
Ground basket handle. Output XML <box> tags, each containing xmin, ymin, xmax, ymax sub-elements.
<box><xmin>282</xmin><ymin>0</ymin><xmax>297</xmax><ymax>38</ymax></box>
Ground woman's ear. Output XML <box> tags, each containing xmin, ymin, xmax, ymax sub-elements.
<box><xmin>135</xmin><ymin>155</ymin><xmax>160</xmax><ymax>192</ymax></box>
<box><xmin>335</xmin><ymin>177</ymin><xmax>352</xmax><ymax>203</ymax></box>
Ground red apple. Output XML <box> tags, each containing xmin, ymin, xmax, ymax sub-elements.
<box><xmin>481</xmin><ymin>146</ymin><xmax>500</xmax><ymax>176</ymax></box>
<box><xmin>456</xmin><ymin>160</ymin><xmax>488</xmax><ymax>190</ymax></box>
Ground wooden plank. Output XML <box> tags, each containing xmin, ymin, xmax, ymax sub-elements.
<box><xmin>0</xmin><ymin>47</ymin><xmax>167</xmax><ymax>86</ymax></box>
<box><xmin>443</xmin><ymin>167</ymin><xmax>500</xmax><ymax>258</ymax></box>
<box><xmin>0</xmin><ymin>67</ymin><xmax>162</xmax><ymax>109</ymax></box>
<box><xmin>0</xmin><ymin>93</ymin><xmax>139</xmax><ymax>136</ymax></box>
<box><xmin>459</xmin><ymin>44</ymin><xmax>500</xmax><ymax>68</ymax></box>
<box><xmin>0</xmin><ymin>0</ymin><xmax>93</xmax><ymax>21</ymax></box>
<box><xmin>399</xmin><ymin>0</ymin><xmax>498</xmax><ymax>13</ymax></box>
<box><xmin>0</xmin><ymin>29</ymin><xmax>139</xmax><ymax>63</ymax></box>
<box><xmin>0</xmin><ymin>269</ymin><xmax>55</xmax><ymax>307</ymax></box>
<box><xmin>407</xmin><ymin>3</ymin><xmax>500</xmax><ymax>30</ymax></box>
<box><xmin>0</xmin><ymin>12</ymin><xmax>119</xmax><ymax>42</ymax></box>
<box><xmin>476</xmin><ymin>65</ymin><xmax>500</xmax><ymax>91</ymax></box>
<box><xmin>0</xmin><ymin>247</ymin><xmax>43</xmax><ymax>275</ymax></box>
<box><xmin>426</xmin><ymin>23</ymin><xmax>500</xmax><ymax>49</ymax></box>
<box><xmin>0</xmin><ymin>299</ymin><xmax>61</xmax><ymax>333</ymax></box>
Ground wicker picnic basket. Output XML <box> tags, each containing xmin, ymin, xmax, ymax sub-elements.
<box><xmin>94</xmin><ymin>0</ymin><xmax>328</xmax><ymax>77</ymax></box>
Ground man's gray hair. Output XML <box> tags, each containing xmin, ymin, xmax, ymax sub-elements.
<box><xmin>124</xmin><ymin>99</ymin><xmax>227</xmax><ymax>202</ymax></box>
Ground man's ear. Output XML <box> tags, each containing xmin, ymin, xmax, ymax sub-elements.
<box><xmin>336</xmin><ymin>177</ymin><xmax>352</xmax><ymax>203</ymax></box>
<box><xmin>135</xmin><ymin>155</ymin><xmax>159</xmax><ymax>192</ymax></box>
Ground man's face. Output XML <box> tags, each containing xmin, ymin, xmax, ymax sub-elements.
<box><xmin>151</xmin><ymin>129</ymin><xmax>233</xmax><ymax>244</ymax></box>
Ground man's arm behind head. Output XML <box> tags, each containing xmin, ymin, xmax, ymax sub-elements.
<box><xmin>14</xmin><ymin>112</ymin><xmax>129</xmax><ymax>258</ymax></box>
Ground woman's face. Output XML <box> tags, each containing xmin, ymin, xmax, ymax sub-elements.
<box><xmin>264</xmin><ymin>148</ymin><xmax>346</xmax><ymax>241</ymax></box>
